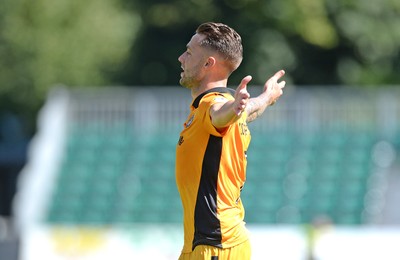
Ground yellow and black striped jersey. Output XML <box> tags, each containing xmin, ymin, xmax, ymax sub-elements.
<box><xmin>176</xmin><ymin>87</ymin><xmax>251</xmax><ymax>253</ymax></box>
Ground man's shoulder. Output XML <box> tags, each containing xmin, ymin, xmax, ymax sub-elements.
<box><xmin>192</xmin><ymin>87</ymin><xmax>235</xmax><ymax>108</ymax></box>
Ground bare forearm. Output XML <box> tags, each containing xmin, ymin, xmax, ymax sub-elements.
<box><xmin>246</xmin><ymin>94</ymin><xmax>270</xmax><ymax>123</ymax></box>
<box><xmin>244</xmin><ymin>70</ymin><xmax>286</xmax><ymax>123</ymax></box>
<box><xmin>211</xmin><ymin>100</ymin><xmax>241</xmax><ymax>129</ymax></box>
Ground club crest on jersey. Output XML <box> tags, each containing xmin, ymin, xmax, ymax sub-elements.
<box><xmin>184</xmin><ymin>114</ymin><xmax>195</xmax><ymax>128</ymax></box>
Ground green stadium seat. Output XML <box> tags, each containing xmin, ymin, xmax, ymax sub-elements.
<box><xmin>46</xmin><ymin>123</ymin><xmax>380</xmax><ymax>226</ymax></box>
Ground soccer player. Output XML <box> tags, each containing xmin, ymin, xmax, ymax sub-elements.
<box><xmin>176</xmin><ymin>22</ymin><xmax>286</xmax><ymax>260</ymax></box>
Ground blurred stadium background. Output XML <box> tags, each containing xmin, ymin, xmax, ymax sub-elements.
<box><xmin>1</xmin><ymin>0</ymin><xmax>400</xmax><ymax>259</ymax></box>
<box><xmin>3</xmin><ymin>85</ymin><xmax>400</xmax><ymax>260</ymax></box>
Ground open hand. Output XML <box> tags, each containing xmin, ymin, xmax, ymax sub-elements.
<box><xmin>233</xmin><ymin>75</ymin><xmax>252</xmax><ymax>115</ymax></box>
<box><xmin>264</xmin><ymin>70</ymin><xmax>286</xmax><ymax>105</ymax></box>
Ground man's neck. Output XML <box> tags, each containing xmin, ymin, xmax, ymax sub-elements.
<box><xmin>191</xmin><ymin>79</ymin><xmax>228</xmax><ymax>99</ymax></box>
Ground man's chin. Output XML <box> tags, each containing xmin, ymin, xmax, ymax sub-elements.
<box><xmin>179</xmin><ymin>79</ymin><xmax>191</xmax><ymax>89</ymax></box>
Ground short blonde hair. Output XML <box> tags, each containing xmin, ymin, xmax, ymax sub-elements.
<box><xmin>196</xmin><ymin>22</ymin><xmax>243</xmax><ymax>72</ymax></box>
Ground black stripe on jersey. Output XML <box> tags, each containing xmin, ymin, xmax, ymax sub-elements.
<box><xmin>192</xmin><ymin>87</ymin><xmax>235</xmax><ymax>108</ymax></box>
<box><xmin>192</xmin><ymin>135</ymin><xmax>223</xmax><ymax>250</ymax></box>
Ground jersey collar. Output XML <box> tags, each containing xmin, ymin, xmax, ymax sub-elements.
<box><xmin>191</xmin><ymin>87</ymin><xmax>235</xmax><ymax>108</ymax></box>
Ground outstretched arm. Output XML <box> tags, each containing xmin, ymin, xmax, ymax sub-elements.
<box><xmin>209</xmin><ymin>69</ymin><xmax>285</xmax><ymax>130</ymax></box>
<box><xmin>246</xmin><ymin>70</ymin><xmax>286</xmax><ymax>123</ymax></box>
<box><xmin>210</xmin><ymin>76</ymin><xmax>252</xmax><ymax>131</ymax></box>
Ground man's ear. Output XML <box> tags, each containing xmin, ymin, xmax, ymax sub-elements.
<box><xmin>204</xmin><ymin>57</ymin><xmax>216</xmax><ymax>68</ymax></box>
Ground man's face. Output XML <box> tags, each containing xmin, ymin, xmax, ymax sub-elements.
<box><xmin>178</xmin><ymin>33</ymin><xmax>208</xmax><ymax>89</ymax></box>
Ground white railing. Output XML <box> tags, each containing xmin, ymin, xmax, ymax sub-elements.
<box><xmin>65</xmin><ymin>86</ymin><xmax>400</xmax><ymax>136</ymax></box>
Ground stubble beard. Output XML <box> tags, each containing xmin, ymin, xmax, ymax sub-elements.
<box><xmin>179</xmin><ymin>75</ymin><xmax>199</xmax><ymax>90</ymax></box>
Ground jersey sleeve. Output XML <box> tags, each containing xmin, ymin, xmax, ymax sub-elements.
<box><xmin>199</xmin><ymin>92</ymin><xmax>247</xmax><ymax>137</ymax></box>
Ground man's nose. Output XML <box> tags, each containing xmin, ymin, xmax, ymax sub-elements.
<box><xmin>178</xmin><ymin>53</ymin><xmax>184</xmax><ymax>63</ymax></box>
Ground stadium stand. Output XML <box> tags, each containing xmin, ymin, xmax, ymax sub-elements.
<box><xmin>14</xmin><ymin>86</ymin><xmax>400</xmax><ymax>230</ymax></box>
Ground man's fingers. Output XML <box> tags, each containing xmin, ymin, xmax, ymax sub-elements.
<box><xmin>265</xmin><ymin>70</ymin><xmax>286</xmax><ymax>91</ymax></box>
<box><xmin>233</xmin><ymin>76</ymin><xmax>252</xmax><ymax>116</ymax></box>
<box><xmin>238</xmin><ymin>75</ymin><xmax>252</xmax><ymax>91</ymax></box>
<box><xmin>272</xmin><ymin>70</ymin><xmax>285</xmax><ymax>81</ymax></box>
